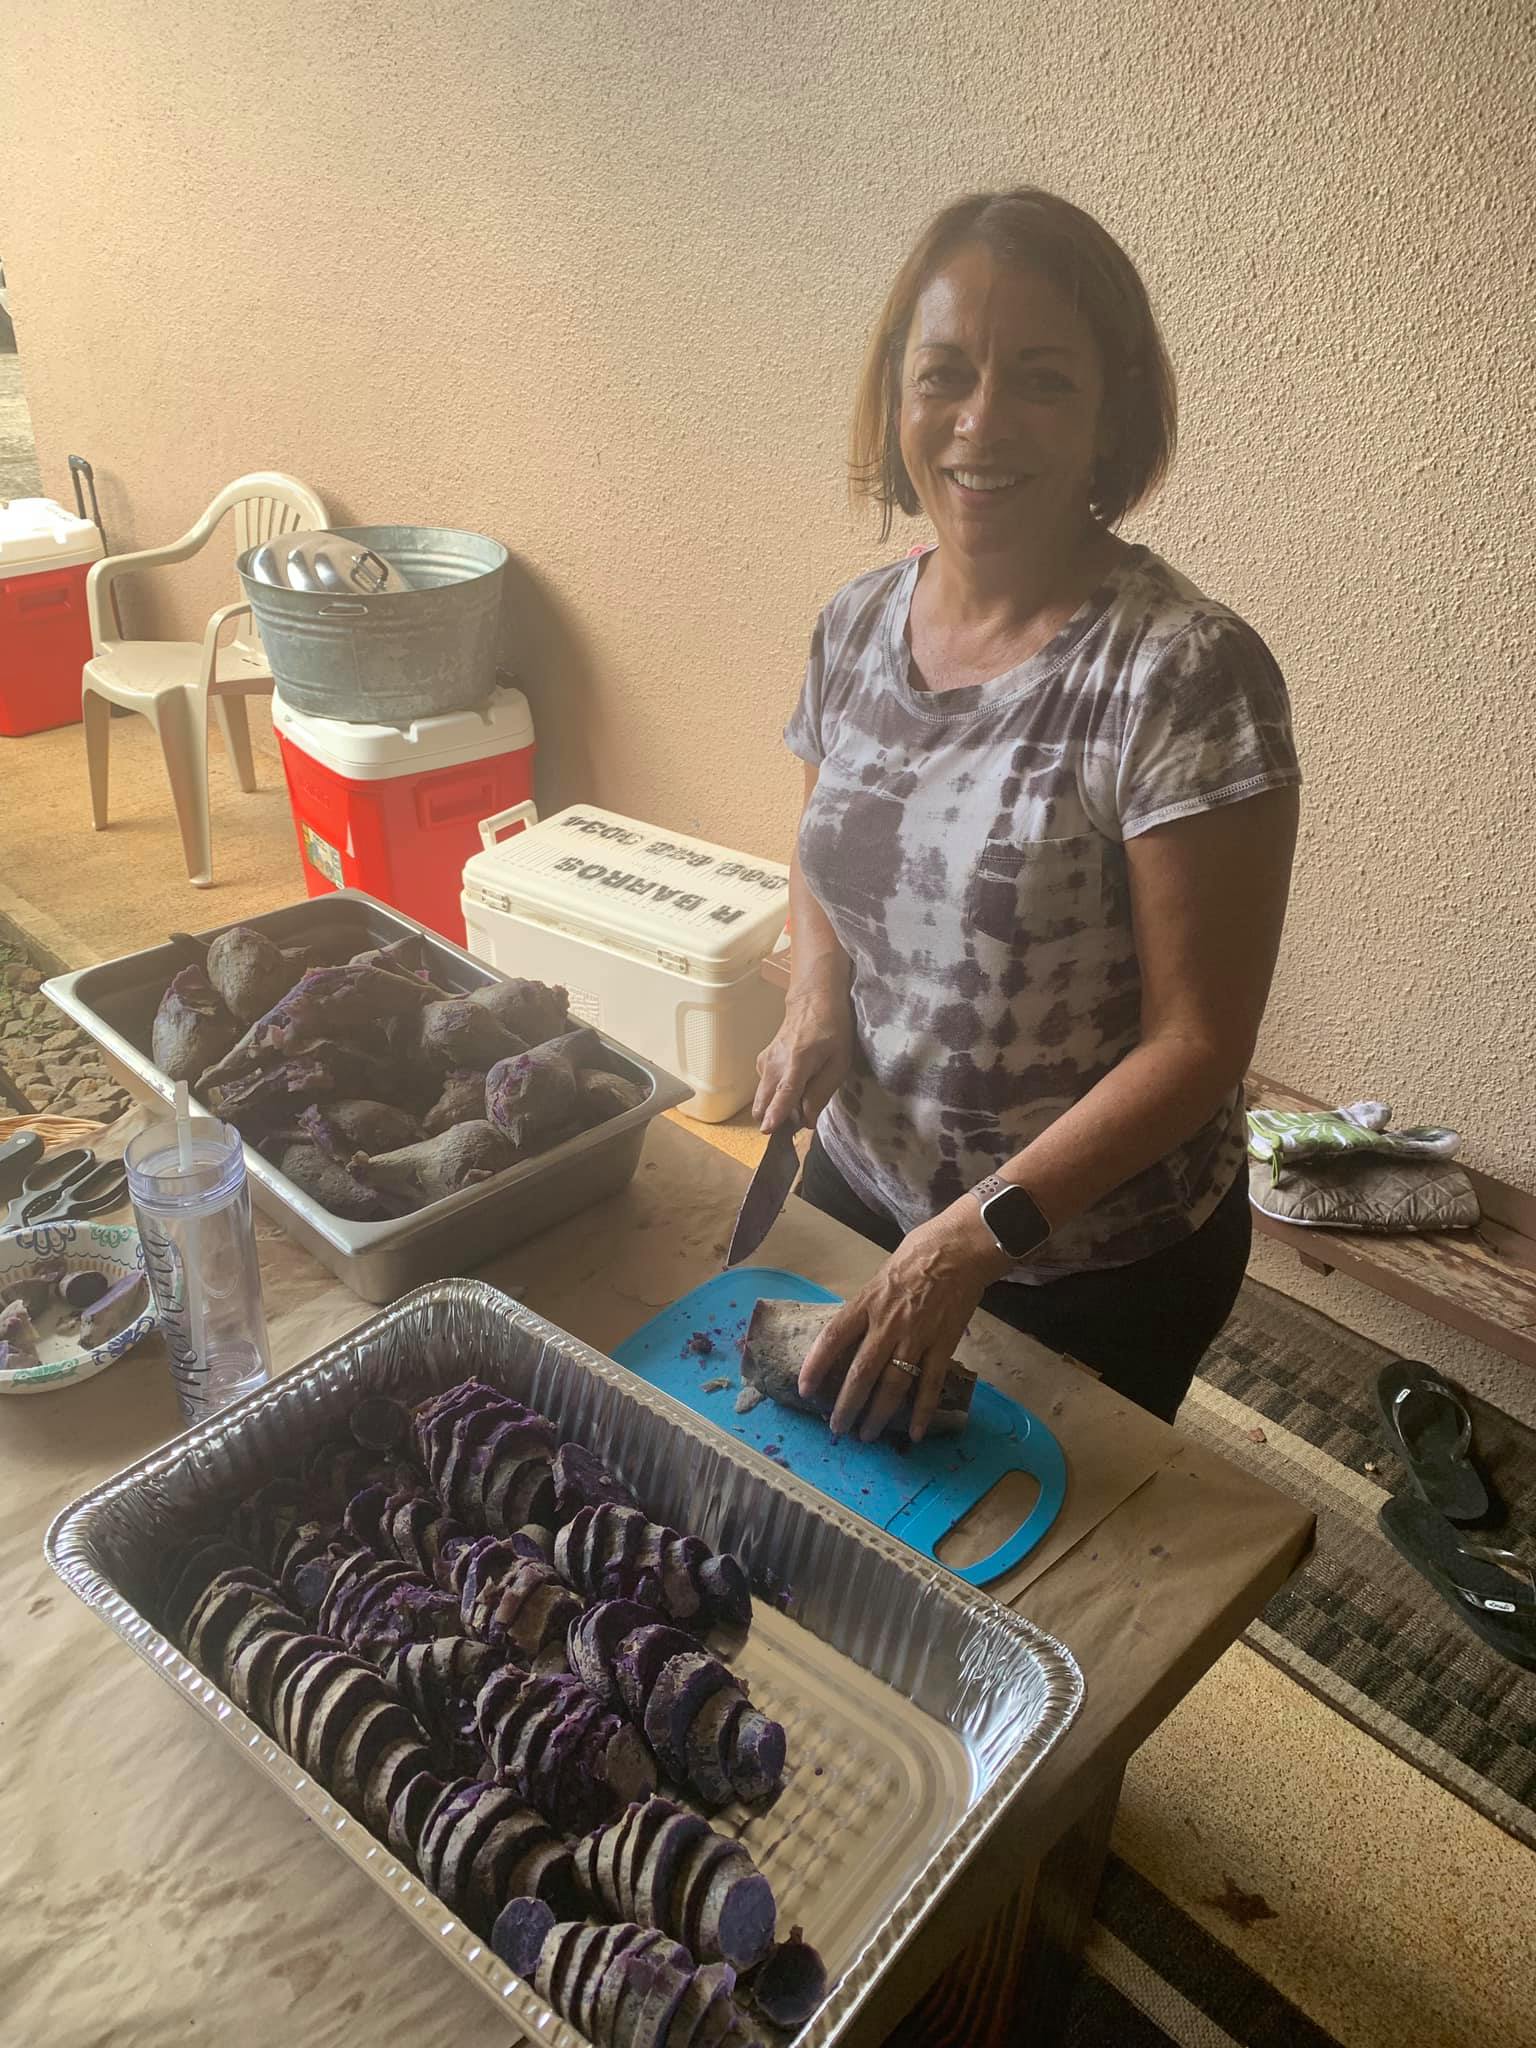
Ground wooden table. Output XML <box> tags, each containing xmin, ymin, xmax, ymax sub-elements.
<box><xmin>3</xmin><ymin>1114</ymin><xmax>1312</xmax><ymax>2047</ymax></box>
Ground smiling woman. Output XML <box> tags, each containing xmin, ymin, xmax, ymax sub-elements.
<box><xmin>753</xmin><ymin>187</ymin><xmax>1302</xmax><ymax>1442</ymax></box>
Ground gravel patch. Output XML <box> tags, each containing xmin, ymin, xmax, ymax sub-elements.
<box><xmin>0</xmin><ymin>935</ymin><xmax>132</xmax><ymax>1122</ymax></box>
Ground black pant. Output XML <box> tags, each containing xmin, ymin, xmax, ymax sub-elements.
<box><xmin>797</xmin><ymin>1134</ymin><xmax>1252</xmax><ymax>1423</ymax></box>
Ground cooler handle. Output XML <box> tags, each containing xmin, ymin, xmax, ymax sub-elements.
<box><xmin>478</xmin><ymin>799</ymin><xmax>539</xmax><ymax>850</ymax></box>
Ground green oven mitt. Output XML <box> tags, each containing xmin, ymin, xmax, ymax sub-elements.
<box><xmin>1247</xmin><ymin>1101</ymin><xmax>1462</xmax><ymax>1183</ymax></box>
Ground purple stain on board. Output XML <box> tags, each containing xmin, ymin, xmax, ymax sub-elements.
<box><xmin>763</xmin><ymin>1443</ymin><xmax>780</xmax><ymax>1457</ymax></box>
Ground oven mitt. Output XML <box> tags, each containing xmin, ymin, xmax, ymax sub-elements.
<box><xmin>1378</xmin><ymin>1496</ymin><xmax>1534</xmax><ymax>1670</ymax></box>
<box><xmin>1247</xmin><ymin>1102</ymin><xmax>1462</xmax><ymax>1179</ymax></box>
<box><xmin>1375</xmin><ymin>1362</ymin><xmax>1497</xmax><ymax>1524</ymax></box>
<box><xmin>1247</xmin><ymin>1153</ymin><xmax>1480</xmax><ymax>1234</ymax></box>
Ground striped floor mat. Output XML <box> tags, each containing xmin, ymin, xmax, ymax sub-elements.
<box><xmin>1056</xmin><ymin>1273</ymin><xmax>1533</xmax><ymax>2044</ymax></box>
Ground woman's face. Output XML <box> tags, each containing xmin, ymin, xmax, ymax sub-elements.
<box><xmin>898</xmin><ymin>242</ymin><xmax>1110</xmax><ymax>558</ymax></box>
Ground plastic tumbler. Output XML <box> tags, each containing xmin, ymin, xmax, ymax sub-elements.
<box><xmin>125</xmin><ymin>1114</ymin><xmax>271</xmax><ymax>1423</ymax></box>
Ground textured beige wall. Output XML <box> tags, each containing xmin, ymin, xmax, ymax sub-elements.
<box><xmin>3</xmin><ymin>2</ymin><xmax>1534</xmax><ymax>1376</ymax></box>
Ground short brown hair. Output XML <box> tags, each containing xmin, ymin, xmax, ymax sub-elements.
<box><xmin>849</xmin><ymin>188</ymin><xmax>1177</xmax><ymax>537</ymax></box>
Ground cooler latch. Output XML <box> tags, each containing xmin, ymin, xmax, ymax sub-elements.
<box><xmin>657</xmin><ymin>949</ymin><xmax>690</xmax><ymax>975</ymax></box>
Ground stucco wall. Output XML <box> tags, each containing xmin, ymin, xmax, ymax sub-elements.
<box><xmin>3</xmin><ymin>2</ymin><xmax>1533</xmax><ymax>1390</ymax></box>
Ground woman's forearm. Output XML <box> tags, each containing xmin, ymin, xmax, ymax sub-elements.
<box><xmin>995</xmin><ymin>1033</ymin><xmax>1241</xmax><ymax>1233</ymax></box>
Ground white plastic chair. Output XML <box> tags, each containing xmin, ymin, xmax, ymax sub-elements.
<box><xmin>81</xmin><ymin>471</ymin><xmax>327</xmax><ymax>887</ymax></box>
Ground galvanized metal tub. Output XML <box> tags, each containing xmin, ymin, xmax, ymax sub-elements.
<box><xmin>41</xmin><ymin>891</ymin><xmax>690</xmax><ymax>1302</ymax></box>
<box><xmin>45</xmin><ymin>1278</ymin><xmax>1084</xmax><ymax>2045</ymax></box>
<box><xmin>238</xmin><ymin>523</ymin><xmax>507</xmax><ymax>723</ymax></box>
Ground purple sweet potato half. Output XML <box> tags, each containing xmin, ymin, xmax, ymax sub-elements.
<box><xmin>748</xmin><ymin>1930</ymin><xmax>829</xmax><ymax>2028</ymax></box>
<box><xmin>387</xmin><ymin>1767</ymin><xmax>446</xmax><ymax>1872</ymax></box>
<box><xmin>490</xmin><ymin>1893</ymin><xmax>556</xmax><ymax>1981</ymax></box>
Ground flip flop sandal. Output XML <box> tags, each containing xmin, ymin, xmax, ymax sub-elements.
<box><xmin>1375</xmin><ymin>1360</ymin><xmax>1499</xmax><ymax>1526</ymax></box>
<box><xmin>1378</xmin><ymin>1496</ymin><xmax>1536</xmax><ymax>1670</ymax></box>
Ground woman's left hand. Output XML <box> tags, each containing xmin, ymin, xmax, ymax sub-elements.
<box><xmin>798</xmin><ymin>1201</ymin><xmax>1013</xmax><ymax>1442</ymax></box>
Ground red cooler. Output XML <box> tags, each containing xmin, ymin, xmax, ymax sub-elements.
<box><xmin>0</xmin><ymin>496</ymin><xmax>105</xmax><ymax>736</ymax></box>
<box><xmin>272</xmin><ymin>685</ymin><xmax>536</xmax><ymax>944</ymax></box>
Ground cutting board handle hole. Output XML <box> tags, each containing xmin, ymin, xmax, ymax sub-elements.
<box><xmin>936</xmin><ymin>1469</ymin><xmax>1041</xmax><ymax>1567</ymax></box>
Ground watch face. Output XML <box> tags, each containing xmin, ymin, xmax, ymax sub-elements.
<box><xmin>982</xmin><ymin>1182</ymin><xmax>1051</xmax><ymax>1259</ymax></box>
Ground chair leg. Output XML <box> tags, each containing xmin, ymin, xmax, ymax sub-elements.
<box><xmin>213</xmin><ymin>693</ymin><xmax>257</xmax><ymax>792</ymax></box>
<box><xmin>154</xmin><ymin>688</ymin><xmax>214</xmax><ymax>888</ymax></box>
<box><xmin>82</xmin><ymin>686</ymin><xmax>113</xmax><ymax>829</ymax></box>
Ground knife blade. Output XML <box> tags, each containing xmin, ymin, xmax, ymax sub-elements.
<box><xmin>724</xmin><ymin>1119</ymin><xmax>801</xmax><ymax>1268</ymax></box>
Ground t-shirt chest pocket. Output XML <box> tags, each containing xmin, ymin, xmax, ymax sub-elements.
<box><xmin>964</xmin><ymin>832</ymin><xmax>1106</xmax><ymax>952</ymax></box>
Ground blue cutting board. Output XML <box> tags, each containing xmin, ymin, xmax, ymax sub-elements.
<box><xmin>611</xmin><ymin>1267</ymin><xmax>1067</xmax><ymax>1587</ymax></box>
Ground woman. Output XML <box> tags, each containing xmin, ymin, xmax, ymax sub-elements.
<box><xmin>754</xmin><ymin>188</ymin><xmax>1300</xmax><ymax>1440</ymax></box>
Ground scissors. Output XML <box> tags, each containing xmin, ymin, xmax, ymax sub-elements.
<box><xmin>2</xmin><ymin>1146</ymin><xmax>129</xmax><ymax>1230</ymax></box>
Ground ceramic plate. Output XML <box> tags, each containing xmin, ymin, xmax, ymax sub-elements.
<box><xmin>0</xmin><ymin>1220</ymin><xmax>156</xmax><ymax>1395</ymax></box>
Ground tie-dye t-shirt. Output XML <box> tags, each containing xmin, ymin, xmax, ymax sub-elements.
<box><xmin>784</xmin><ymin>544</ymin><xmax>1300</xmax><ymax>1280</ymax></box>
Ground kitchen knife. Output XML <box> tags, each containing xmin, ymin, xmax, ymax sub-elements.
<box><xmin>724</xmin><ymin>1119</ymin><xmax>801</xmax><ymax>1268</ymax></box>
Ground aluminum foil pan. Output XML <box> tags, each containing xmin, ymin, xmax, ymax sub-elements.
<box><xmin>46</xmin><ymin>1280</ymin><xmax>1083</xmax><ymax>2046</ymax></box>
<box><xmin>41</xmin><ymin>891</ymin><xmax>691</xmax><ymax>1301</ymax></box>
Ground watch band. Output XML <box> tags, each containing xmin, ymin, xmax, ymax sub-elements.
<box><xmin>971</xmin><ymin>1175</ymin><xmax>1013</xmax><ymax>1207</ymax></box>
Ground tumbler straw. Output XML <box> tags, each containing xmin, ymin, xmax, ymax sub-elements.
<box><xmin>173</xmin><ymin>1081</ymin><xmax>209</xmax><ymax>1371</ymax></box>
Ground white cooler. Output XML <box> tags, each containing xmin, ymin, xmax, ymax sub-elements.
<box><xmin>462</xmin><ymin>805</ymin><xmax>789</xmax><ymax>1122</ymax></box>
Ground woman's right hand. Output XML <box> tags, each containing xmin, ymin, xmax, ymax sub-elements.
<box><xmin>753</xmin><ymin>972</ymin><xmax>854</xmax><ymax>1133</ymax></box>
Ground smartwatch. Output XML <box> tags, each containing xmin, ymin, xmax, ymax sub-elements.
<box><xmin>970</xmin><ymin>1174</ymin><xmax>1052</xmax><ymax>1261</ymax></box>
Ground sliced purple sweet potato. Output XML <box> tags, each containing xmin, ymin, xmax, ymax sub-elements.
<box><xmin>283</xmin><ymin>1649</ymin><xmax>377</xmax><ymax>1767</ymax></box>
<box><xmin>511</xmin><ymin>1838</ymin><xmax>582</xmax><ymax>1918</ymax></box>
<box><xmin>630</xmin><ymin>1956</ymin><xmax>693</xmax><ymax>2048</ymax></box>
<box><xmin>698</xmin><ymin>1860</ymin><xmax>776</xmax><ymax>1972</ymax></box>
<box><xmin>616</xmin><ymin>1798</ymin><xmax>682</xmax><ymax>1921</ymax></box>
<box><xmin>438</xmin><ymin>1782</ymin><xmax>530</xmax><ymax>1918</ymax></box>
<box><xmin>552</xmin><ymin>1441</ymin><xmax>640</xmax><ymax>1523</ymax></box>
<box><xmin>556</xmin><ymin>1924</ymin><xmax>616</xmax><ymax>2031</ymax></box>
<box><xmin>697</xmin><ymin>1553</ymin><xmax>753</xmax><ymax>1631</ymax></box>
<box><xmin>636</xmin><ymin>1808</ymin><xmax>711</xmax><ymax>1931</ymax></box>
<box><xmin>533</xmin><ymin>1915</ymin><xmax>587</xmax><ymax>2007</ymax></box>
<box><xmin>654</xmin><ymin>1532</ymin><xmax>709</xmax><ymax>1622</ymax></box>
<box><xmin>334</xmin><ymin>1703</ymin><xmax>424</xmax><ymax>1823</ymax></box>
<box><xmin>684</xmin><ymin>1687</ymin><xmax>741</xmax><ymax>1809</ymax></box>
<box><xmin>747</xmin><ymin>1929</ymin><xmax>829</xmax><ymax>2029</ymax></box>
<box><xmin>577</xmin><ymin>1925</ymin><xmax>641</xmax><ymax>2037</ymax></box>
<box><xmin>475</xmin><ymin>1662</ymin><xmax>530</xmax><ymax>1767</ymax></box>
<box><xmin>227</xmin><ymin>1618</ymin><xmax>307</xmax><ymax>1722</ymax></box>
<box><xmin>342</xmin><ymin>1482</ymin><xmax>395</xmax><ymax>1556</ymax></box>
<box><xmin>673</xmin><ymin>1835</ymin><xmax>750</xmax><ymax>1958</ymax></box>
<box><xmin>614</xmin><ymin>1623</ymin><xmax>702</xmax><ymax>1722</ymax></box>
<box><xmin>465</xmin><ymin>1809</ymin><xmax>553</xmax><ymax>1933</ymax></box>
<box><xmin>566</xmin><ymin>1598</ymin><xmax>657</xmax><ymax>1705</ymax></box>
<box><xmin>602</xmin><ymin>1722</ymin><xmax>660</xmax><ymax>1810</ymax></box>
<box><xmin>251</xmin><ymin>1633</ymin><xmax>334</xmax><ymax>1736</ymax></box>
<box><xmin>214</xmin><ymin>1596</ymin><xmax>304</xmax><ymax>1690</ymax></box>
<box><xmin>301</xmin><ymin>1661</ymin><xmax>391</xmax><ymax>1781</ymax></box>
<box><xmin>724</xmin><ymin>1706</ymin><xmax>786</xmax><ymax>1804</ymax></box>
<box><xmin>642</xmin><ymin>1651</ymin><xmax>737</xmax><ymax>1780</ymax></box>
<box><xmin>490</xmin><ymin>1893</ymin><xmax>557</xmax><ymax>1982</ymax></box>
<box><xmin>510</xmin><ymin>1522</ymin><xmax>555</xmax><ymax>1562</ymax></box>
<box><xmin>184</xmin><ymin>1568</ymin><xmax>286</xmax><ymax>1671</ymax></box>
<box><xmin>668</xmin><ymin>1962</ymin><xmax>740</xmax><ymax>2048</ymax></box>
<box><xmin>387</xmin><ymin>1767</ymin><xmax>445</xmax><ymax>1874</ymax></box>
<box><xmin>416</xmin><ymin>1776</ymin><xmax>486</xmax><ymax>1895</ymax></box>
<box><xmin>388</xmin><ymin>1495</ymin><xmax>441</xmax><ymax>1573</ymax></box>
<box><xmin>159</xmin><ymin>1535</ymin><xmax>253</xmax><ymax>1640</ymax></box>
<box><xmin>437</xmin><ymin>1405</ymin><xmax>516</xmax><ymax>1523</ymax></box>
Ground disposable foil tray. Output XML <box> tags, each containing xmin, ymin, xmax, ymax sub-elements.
<box><xmin>45</xmin><ymin>1280</ymin><xmax>1083</xmax><ymax>2046</ymax></box>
